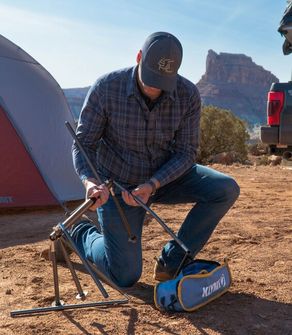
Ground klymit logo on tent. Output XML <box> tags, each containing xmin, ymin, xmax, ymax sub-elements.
<box><xmin>201</xmin><ymin>274</ymin><xmax>226</xmax><ymax>298</ymax></box>
<box><xmin>0</xmin><ymin>196</ymin><xmax>13</xmax><ymax>203</ymax></box>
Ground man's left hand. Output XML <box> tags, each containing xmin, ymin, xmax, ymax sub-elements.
<box><xmin>122</xmin><ymin>183</ymin><xmax>152</xmax><ymax>206</ymax></box>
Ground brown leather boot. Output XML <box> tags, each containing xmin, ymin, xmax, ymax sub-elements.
<box><xmin>153</xmin><ymin>258</ymin><xmax>175</xmax><ymax>282</ymax></box>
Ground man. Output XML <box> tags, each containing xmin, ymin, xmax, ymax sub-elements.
<box><xmin>72</xmin><ymin>32</ymin><xmax>240</xmax><ymax>288</ymax></box>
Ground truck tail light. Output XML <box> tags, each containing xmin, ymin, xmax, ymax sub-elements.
<box><xmin>267</xmin><ymin>91</ymin><xmax>284</xmax><ymax>125</ymax></box>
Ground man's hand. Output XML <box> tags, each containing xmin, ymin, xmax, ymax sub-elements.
<box><xmin>122</xmin><ymin>183</ymin><xmax>153</xmax><ymax>207</ymax></box>
<box><xmin>83</xmin><ymin>179</ymin><xmax>110</xmax><ymax>211</ymax></box>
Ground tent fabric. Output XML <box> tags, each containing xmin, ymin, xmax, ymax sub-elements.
<box><xmin>0</xmin><ymin>34</ymin><xmax>84</xmax><ymax>208</ymax></box>
<box><xmin>0</xmin><ymin>106</ymin><xmax>57</xmax><ymax>207</ymax></box>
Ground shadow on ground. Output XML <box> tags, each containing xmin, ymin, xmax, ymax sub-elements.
<box><xmin>58</xmin><ymin>280</ymin><xmax>292</xmax><ymax>335</ymax></box>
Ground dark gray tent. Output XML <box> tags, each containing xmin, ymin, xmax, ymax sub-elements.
<box><xmin>0</xmin><ymin>34</ymin><xmax>84</xmax><ymax>208</ymax></box>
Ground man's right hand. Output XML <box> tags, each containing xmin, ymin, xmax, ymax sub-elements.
<box><xmin>83</xmin><ymin>178</ymin><xmax>110</xmax><ymax>211</ymax></box>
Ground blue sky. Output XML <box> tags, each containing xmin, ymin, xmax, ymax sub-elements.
<box><xmin>1</xmin><ymin>0</ymin><xmax>291</xmax><ymax>88</ymax></box>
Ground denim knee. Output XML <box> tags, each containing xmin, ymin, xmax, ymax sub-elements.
<box><xmin>112</xmin><ymin>266</ymin><xmax>142</xmax><ymax>288</ymax></box>
<box><xmin>219</xmin><ymin>177</ymin><xmax>240</xmax><ymax>204</ymax></box>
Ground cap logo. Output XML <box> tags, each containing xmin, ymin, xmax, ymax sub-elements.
<box><xmin>158</xmin><ymin>58</ymin><xmax>175</xmax><ymax>73</ymax></box>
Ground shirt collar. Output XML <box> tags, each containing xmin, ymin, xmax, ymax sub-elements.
<box><xmin>127</xmin><ymin>65</ymin><xmax>177</xmax><ymax>101</ymax></box>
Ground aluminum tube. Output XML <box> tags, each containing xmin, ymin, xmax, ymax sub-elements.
<box><xmin>10</xmin><ymin>299</ymin><xmax>128</xmax><ymax>317</ymax></box>
<box><xmin>112</xmin><ymin>180</ymin><xmax>191</xmax><ymax>254</ymax></box>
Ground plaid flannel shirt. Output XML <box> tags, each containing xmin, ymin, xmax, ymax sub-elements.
<box><xmin>72</xmin><ymin>66</ymin><xmax>201</xmax><ymax>188</ymax></box>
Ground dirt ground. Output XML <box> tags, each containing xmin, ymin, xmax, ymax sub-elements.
<box><xmin>0</xmin><ymin>164</ymin><xmax>291</xmax><ymax>335</ymax></box>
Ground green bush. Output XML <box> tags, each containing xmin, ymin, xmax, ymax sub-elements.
<box><xmin>198</xmin><ymin>105</ymin><xmax>250</xmax><ymax>163</ymax></box>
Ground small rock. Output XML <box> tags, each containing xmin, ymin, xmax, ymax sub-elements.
<box><xmin>209</xmin><ymin>152</ymin><xmax>237</xmax><ymax>165</ymax></box>
<box><xmin>40</xmin><ymin>248</ymin><xmax>51</xmax><ymax>261</ymax></box>
<box><xmin>268</xmin><ymin>155</ymin><xmax>282</xmax><ymax>166</ymax></box>
<box><xmin>5</xmin><ymin>289</ymin><xmax>12</xmax><ymax>295</ymax></box>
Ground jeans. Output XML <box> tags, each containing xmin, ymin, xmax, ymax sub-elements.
<box><xmin>71</xmin><ymin>164</ymin><xmax>240</xmax><ymax>287</ymax></box>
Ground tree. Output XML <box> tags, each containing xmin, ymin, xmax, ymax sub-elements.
<box><xmin>198</xmin><ymin>105</ymin><xmax>250</xmax><ymax>163</ymax></box>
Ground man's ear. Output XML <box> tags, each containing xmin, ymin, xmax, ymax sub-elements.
<box><xmin>136</xmin><ymin>50</ymin><xmax>142</xmax><ymax>64</ymax></box>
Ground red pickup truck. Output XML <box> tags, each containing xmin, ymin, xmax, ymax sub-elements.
<box><xmin>260</xmin><ymin>3</ymin><xmax>292</xmax><ymax>159</ymax></box>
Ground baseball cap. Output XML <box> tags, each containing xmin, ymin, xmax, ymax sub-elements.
<box><xmin>140</xmin><ymin>32</ymin><xmax>183</xmax><ymax>91</ymax></box>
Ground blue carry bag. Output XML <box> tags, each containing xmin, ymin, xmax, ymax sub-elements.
<box><xmin>154</xmin><ymin>259</ymin><xmax>232</xmax><ymax>312</ymax></box>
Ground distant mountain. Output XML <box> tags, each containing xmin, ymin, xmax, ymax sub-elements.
<box><xmin>63</xmin><ymin>51</ymin><xmax>279</xmax><ymax>125</ymax></box>
<box><xmin>197</xmin><ymin>50</ymin><xmax>279</xmax><ymax>125</ymax></box>
<box><xmin>63</xmin><ymin>87</ymin><xmax>90</xmax><ymax>119</ymax></box>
